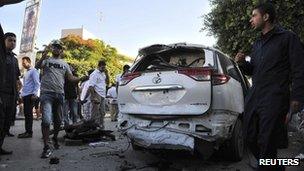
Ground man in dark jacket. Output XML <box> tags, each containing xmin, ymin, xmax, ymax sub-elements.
<box><xmin>0</xmin><ymin>33</ymin><xmax>21</xmax><ymax>144</ymax></box>
<box><xmin>235</xmin><ymin>3</ymin><xmax>304</xmax><ymax>171</ymax></box>
<box><xmin>0</xmin><ymin>0</ymin><xmax>25</xmax><ymax>157</ymax></box>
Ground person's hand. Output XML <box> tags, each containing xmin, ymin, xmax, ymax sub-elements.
<box><xmin>290</xmin><ymin>100</ymin><xmax>301</xmax><ymax>113</ymax></box>
<box><xmin>31</xmin><ymin>95</ymin><xmax>38</xmax><ymax>101</ymax></box>
<box><xmin>41</xmin><ymin>51</ymin><xmax>48</xmax><ymax>59</ymax></box>
<box><xmin>80</xmin><ymin>100</ymin><xmax>87</xmax><ymax>105</ymax></box>
<box><xmin>286</xmin><ymin>100</ymin><xmax>302</xmax><ymax>124</ymax></box>
<box><xmin>235</xmin><ymin>52</ymin><xmax>246</xmax><ymax>63</ymax></box>
<box><xmin>17</xmin><ymin>97</ymin><xmax>23</xmax><ymax>104</ymax></box>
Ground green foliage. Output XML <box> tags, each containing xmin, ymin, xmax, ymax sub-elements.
<box><xmin>39</xmin><ymin>35</ymin><xmax>133</xmax><ymax>84</ymax></box>
<box><xmin>202</xmin><ymin>0</ymin><xmax>304</xmax><ymax>57</ymax></box>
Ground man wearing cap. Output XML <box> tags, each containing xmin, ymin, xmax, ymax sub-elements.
<box><xmin>36</xmin><ymin>40</ymin><xmax>87</xmax><ymax>158</ymax></box>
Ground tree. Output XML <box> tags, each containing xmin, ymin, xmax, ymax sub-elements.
<box><xmin>38</xmin><ymin>35</ymin><xmax>133</xmax><ymax>84</ymax></box>
<box><xmin>202</xmin><ymin>0</ymin><xmax>304</xmax><ymax>57</ymax></box>
<box><xmin>62</xmin><ymin>35</ymin><xmax>133</xmax><ymax>84</ymax></box>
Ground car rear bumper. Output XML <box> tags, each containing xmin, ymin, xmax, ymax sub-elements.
<box><xmin>119</xmin><ymin>110</ymin><xmax>240</xmax><ymax>150</ymax></box>
<box><xmin>127</xmin><ymin>127</ymin><xmax>195</xmax><ymax>151</ymax></box>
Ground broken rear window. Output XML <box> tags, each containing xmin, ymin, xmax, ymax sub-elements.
<box><xmin>135</xmin><ymin>48</ymin><xmax>214</xmax><ymax>72</ymax></box>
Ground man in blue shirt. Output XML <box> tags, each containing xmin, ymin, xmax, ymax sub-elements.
<box><xmin>18</xmin><ymin>56</ymin><xmax>40</xmax><ymax>138</ymax></box>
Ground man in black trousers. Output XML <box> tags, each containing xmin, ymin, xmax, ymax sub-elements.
<box><xmin>0</xmin><ymin>0</ymin><xmax>25</xmax><ymax>157</ymax></box>
<box><xmin>235</xmin><ymin>2</ymin><xmax>304</xmax><ymax>171</ymax></box>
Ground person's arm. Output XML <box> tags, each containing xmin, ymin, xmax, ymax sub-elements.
<box><xmin>106</xmin><ymin>88</ymin><xmax>113</xmax><ymax>98</ymax></box>
<box><xmin>235</xmin><ymin>52</ymin><xmax>254</xmax><ymax>76</ymax></box>
<box><xmin>32</xmin><ymin>69</ymin><xmax>40</xmax><ymax>97</ymax></box>
<box><xmin>288</xmin><ymin>33</ymin><xmax>304</xmax><ymax>113</ymax></box>
<box><xmin>115</xmin><ymin>74</ymin><xmax>120</xmax><ymax>94</ymax></box>
<box><xmin>83</xmin><ymin>72</ymin><xmax>97</xmax><ymax>101</ymax></box>
<box><xmin>0</xmin><ymin>0</ymin><xmax>24</xmax><ymax>7</ymax></box>
<box><xmin>66</xmin><ymin>73</ymin><xmax>81</xmax><ymax>82</ymax></box>
<box><xmin>104</xmin><ymin>69</ymin><xmax>110</xmax><ymax>87</ymax></box>
<box><xmin>65</xmin><ymin>63</ymin><xmax>87</xmax><ymax>83</ymax></box>
<box><xmin>15</xmin><ymin>57</ymin><xmax>22</xmax><ymax>92</ymax></box>
<box><xmin>35</xmin><ymin>51</ymin><xmax>48</xmax><ymax>69</ymax></box>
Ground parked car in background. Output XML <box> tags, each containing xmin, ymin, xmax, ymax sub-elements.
<box><xmin>118</xmin><ymin>43</ymin><xmax>250</xmax><ymax>161</ymax></box>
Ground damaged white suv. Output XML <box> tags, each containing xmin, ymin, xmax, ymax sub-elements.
<box><xmin>118</xmin><ymin>43</ymin><xmax>249</xmax><ymax>161</ymax></box>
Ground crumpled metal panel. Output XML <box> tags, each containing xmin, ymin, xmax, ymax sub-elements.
<box><xmin>127</xmin><ymin>127</ymin><xmax>195</xmax><ymax>151</ymax></box>
<box><xmin>119</xmin><ymin>109</ymin><xmax>239</xmax><ymax>143</ymax></box>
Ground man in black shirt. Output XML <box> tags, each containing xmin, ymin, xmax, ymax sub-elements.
<box><xmin>63</xmin><ymin>64</ymin><xmax>80</xmax><ymax>125</ymax></box>
<box><xmin>1</xmin><ymin>32</ymin><xmax>21</xmax><ymax>136</ymax></box>
<box><xmin>235</xmin><ymin>3</ymin><xmax>304</xmax><ymax>170</ymax></box>
<box><xmin>0</xmin><ymin>0</ymin><xmax>25</xmax><ymax>157</ymax></box>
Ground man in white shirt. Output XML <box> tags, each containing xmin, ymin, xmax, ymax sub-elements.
<box><xmin>107</xmin><ymin>83</ymin><xmax>118</xmax><ymax>121</ymax></box>
<box><xmin>80</xmin><ymin>69</ymin><xmax>94</xmax><ymax>120</ymax></box>
<box><xmin>85</xmin><ymin>60</ymin><xmax>109</xmax><ymax>128</ymax></box>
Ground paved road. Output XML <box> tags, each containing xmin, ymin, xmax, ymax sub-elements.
<box><xmin>0</xmin><ymin>119</ymin><xmax>303</xmax><ymax>171</ymax></box>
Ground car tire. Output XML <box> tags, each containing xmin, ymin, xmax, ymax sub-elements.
<box><xmin>194</xmin><ymin>138</ymin><xmax>214</xmax><ymax>160</ymax></box>
<box><xmin>227</xmin><ymin>118</ymin><xmax>244</xmax><ymax>161</ymax></box>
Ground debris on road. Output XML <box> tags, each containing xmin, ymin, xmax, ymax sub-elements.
<box><xmin>64</xmin><ymin>120</ymin><xmax>116</xmax><ymax>144</ymax></box>
<box><xmin>0</xmin><ymin>164</ymin><xmax>8</xmax><ymax>168</ymax></box>
<box><xmin>65</xmin><ymin>139</ymin><xmax>84</xmax><ymax>146</ymax></box>
<box><xmin>119</xmin><ymin>160</ymin><xmax>136</xmax><ymax>171</ymax></box>
<box><xmin>89</xmin><ymin>150</ymin><xmax>121</xmax><ymax>158</ymax></box>
<box><xmin>49</xmin><ymin>157</ymin><xmax>60</xmax><ymax>165</ymax></box>
<box><xmin>89</xmin><ymin>141</ymin><xmax>109</xmax><ymax>147</ymax></box>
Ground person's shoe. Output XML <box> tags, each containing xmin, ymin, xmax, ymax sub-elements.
<box><xmin>0</xmin><ymin>148</ymin><xmax>13</xmax><ymax>155</ymax></box>
<box><xmin>6</xmin><ymin>132</ymin><xmax>14</xmax><ymax>137</ymax></box>
<box><xmin>52</xmin><ymin>137</ymin><xmax>60</xmax><ymax>150</ymax></box>
<box><xmin>40</xmin><ymin>146</ymin><xmax>52</xmax><ymax>158</ymax></box>
<box><xmin>18</xmin><ymin>132</ymin><xmax>32</xmax><ymax>138</ymax></box>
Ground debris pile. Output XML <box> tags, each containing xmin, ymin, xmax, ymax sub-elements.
<box><xmin>64</xmin><ymin>120</ymin><xmax>115</xmax><ymax>144</ymax></box>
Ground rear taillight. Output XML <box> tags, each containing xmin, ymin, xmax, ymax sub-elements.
<box><xmin>212</xmin><ymin>74</ymin><xmax>230</xmax><ymax>85</ymax></box>
<box><xmin>120</xmin><ymin>72</ymin><xmax>141</xmax><ymax>86</ymax></box>
<box><xmin>178</xmin><ymin>68</ymin><xmax>211</xmax><ymax>81</ymax></box>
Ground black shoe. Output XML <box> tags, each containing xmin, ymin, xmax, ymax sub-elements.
<box><xmin>52</xmin><ymin>137</ymin><xmax>60</xmax><ymax>150</ymax></box>
<box><xmin>6</xmin><ymin>132</ymin><xmax>14</xmax><ymax>137</ymax></box>
<box><xmin>41</xmin><ymin>146</ymin><xmax>52</xmax><ymax>158</ymax></box>
<box><xmin>18</xmin><ymin>132</ymin><xmax>32</xmax><ymax>138</ymax></box>
<box><xmin>0</xmin><ymin>148</ymin><xmax>13</xmax><ymax>155</ymax></box>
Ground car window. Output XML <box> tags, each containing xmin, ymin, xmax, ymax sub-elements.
<box><xmin>135</xmin><ymin>49</ymin><xmax>215</xmax><ymax>72</ymax></box>
<box><xmin>217</xmin><ymin>53</ymin><xmax>242</xmax><ymax>82</ymax></box>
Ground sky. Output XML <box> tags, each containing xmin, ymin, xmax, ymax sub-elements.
<box><xmin>0</xmin><ymin>0</ymin><xmax>216</xmax><ymax>57</ymax></box>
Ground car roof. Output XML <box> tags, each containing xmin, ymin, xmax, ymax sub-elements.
<box><xmin>136</xmin><ymin>42</ymin><xmax>234</xmax><ymax>64</ymax></box>
<box><xmin>139</xmin><ymin>43</ymin><xmax>212</xmax><ymax>55</ymax></box>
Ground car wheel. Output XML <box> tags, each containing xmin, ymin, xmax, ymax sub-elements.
<box><xmin>194</xmin><ymin>138</ymin><xmax>214</xmax><ymax>160</ymax></box>
<box><xmin>227</xmin><ymin>118</ymin><xmax>244</xmax><ymax>161</ymax></box>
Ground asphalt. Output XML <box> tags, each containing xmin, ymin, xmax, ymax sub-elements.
<box><xmin>0</xmin><ymin>118</ymin><xmax>303</xmax><ymax>171</ymax></box>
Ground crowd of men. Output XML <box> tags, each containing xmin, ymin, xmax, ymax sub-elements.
<box><xmin>0</xmin><ymin>33</ymin><xmax>129</xmax><ymax>158</ymax></box>
<box><xmin>0</xmin><ymin>0</ymin><xmax>130</xmax><ymax>159</ymax></box>
<box><xmin>1</xmin><ymin>34</ymin><xmax>129</xmax><ymax>158</ymax></box>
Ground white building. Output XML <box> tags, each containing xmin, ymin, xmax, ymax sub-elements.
<box><xmin>61</xmin><ymin>27</ymin><xmax>97</xmax><ymax>40</ymax></box>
